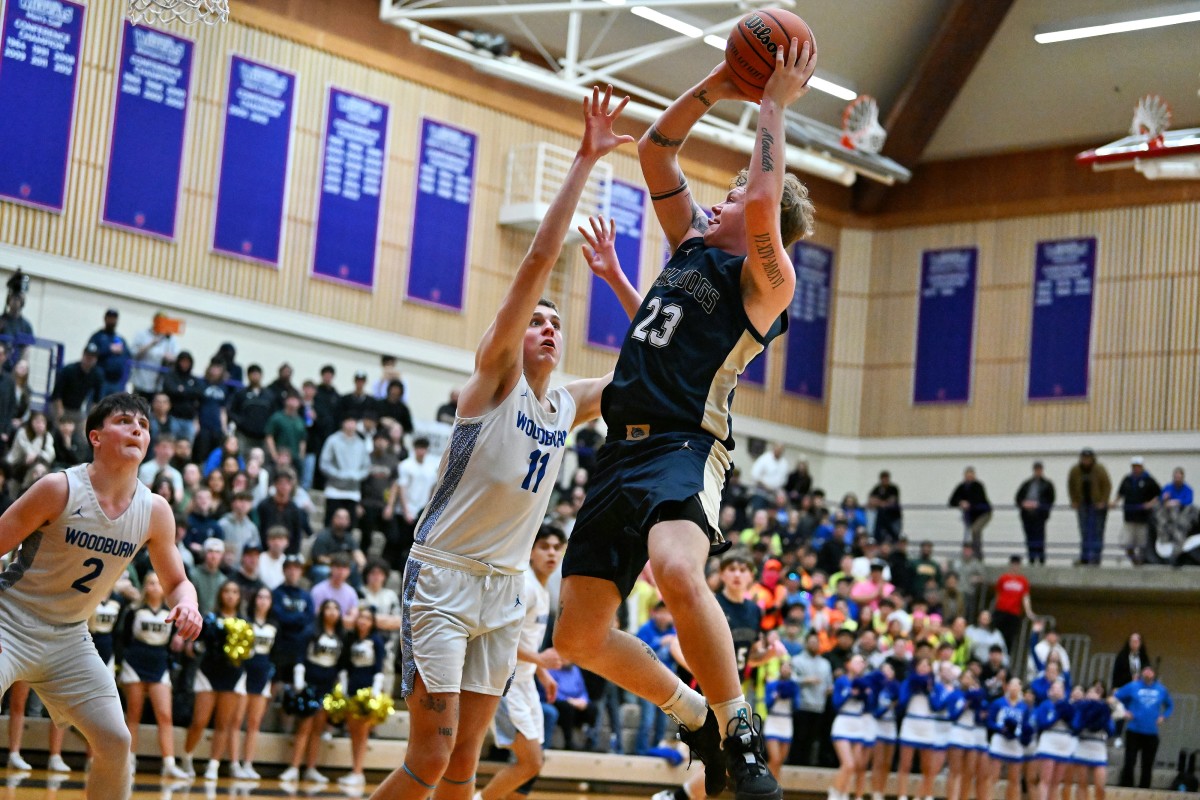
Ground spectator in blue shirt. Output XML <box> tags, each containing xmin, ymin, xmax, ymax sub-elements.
<box><xmin>1115</xmin><ymin>666</ymin><xmax>1173</xmax><ymax>788</ymax></box>
<box><xmin>633</xmin><ymin>602</ymin><xmax>676</xmax><ymax>754</ymax></box>
<box><xmin>87</xmin><ymin>308</ymin><xmax>130</xmax><ymax>398</ymax></box>
<box><xmin>195</xmin><ymin>362</ymin><xmax>231</xmax><ymax>464</ymax></box>
<box><xmin>546</xmin><ymin>661</ymin><xmax>595</xmax><ymax>751</ymax></box>
<box><xmin>1160</xmin><ymin>468</ymin><xmax>1193</xmax><ymax>507</ymax></box>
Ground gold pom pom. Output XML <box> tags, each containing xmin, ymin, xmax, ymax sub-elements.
<box><xmin>221</xmin><ymin>617</ymin><xmax>256</xmax><ymax>667</ymax></box>
<box><xmin>349</xmin><ymin>688</ymin><xmax>395</xmax><ymax>726</ymax></box>
<box><xmin>323</xmin><ymin>684</ymin><xmax>349</xmax><ymax>725</ymax></box>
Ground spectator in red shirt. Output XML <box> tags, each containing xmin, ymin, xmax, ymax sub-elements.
<box><xmin>992</xmin><ymin>555</ymin><xmax>1035</xmax><ymax>653</ymax></box>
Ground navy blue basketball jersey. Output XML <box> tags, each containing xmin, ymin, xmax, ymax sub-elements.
<box><xmin>601</xmin><ymin>239</ymin><xmax>787</xmax><ymax>450</ymax></box>
<box><xmin>716</xmin><ymin>591</ymin><xmax>763</xmax><ymax>674</ymax></box>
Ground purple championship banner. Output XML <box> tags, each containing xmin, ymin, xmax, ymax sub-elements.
<box><xmin>406</xmin><ymin>118</ymin><xmax>477</xmax><ymax>310</ymax></box>
<box><xmin>913</xmin><ymin>247</ymin><xmax>977</xmax><ymax>404</ymax></box>
<box><xmin>0</xmin><ymin>0</ymin><xmax>86</xmax><ymax>212</ymax></box>
<box><xmin>742</xmin><ymin>348</ymin><xmax>767</xmax><ymax>385</ymax></box>
<box><xmin>1028</xmin><ymin>237</ymin><xmax>1096</xmax><ymax>400</ymax></box>
<box><xmin>587</xmin><ymin>179</ymin><xmax>643</xmax><ymax>350</ymax></box>
<box><xmin>783</xmin><ymin>241</ymin><xmax>833</xmax><ymax>399</ymax></box>
<box><xmin>212</xmin><ymin>55</ymin><xmax>295</xmax><ymax>265</ymax></box>
<box><xmin>101</xmin><ymin>21</ymin><xmax>193</xmax><ymax>239</ymax></box>
<box><xmin>311</xmin><ymin>87</ymin><xmax>389</xmax><ymax>289</ymax></box>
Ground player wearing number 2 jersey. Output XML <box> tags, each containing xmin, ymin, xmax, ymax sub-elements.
<box><xmin>0</xmin><ymin>392</ymin><xmax>202</xmax><ymax>800</ymax></box>
<box><xmin>368</xmin><ymin>86</ymin><xmax>641</xmax><ymax>800</ymax></box>
<box><xmin>555</xmin><ymin>39</ymin><xmax>818</xmax><ymax>800</ymax></box>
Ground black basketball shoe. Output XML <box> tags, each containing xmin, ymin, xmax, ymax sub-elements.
<box><xmin>677</xmin><ymin>709</ymin><xmax>727</xmax><ymax>797</ymax></box>
<box><xmin>723</xmin><ymin>712</ymin><xmax>782</xmax><ymax>800</ymax></box>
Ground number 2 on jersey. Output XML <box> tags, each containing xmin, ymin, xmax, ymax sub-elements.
<box><xmin>632</xmin><ymin>297</ymin><xmax>683</xmax><ymax>348</ymax></box>
<box><xmin>522</xmin><ymin>450</ymin><xmax>550</xmax><ymax>493</ymax></box>
<box><xmin>71</xmin><ymin>557</ymin><xmax>104</xmax><ymax>594</ymax></box>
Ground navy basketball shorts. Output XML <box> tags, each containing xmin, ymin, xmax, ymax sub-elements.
<box><xmin>561</xmin><ymin>431</ymin><xmax>730</xmax><ymax>598</ymax></box>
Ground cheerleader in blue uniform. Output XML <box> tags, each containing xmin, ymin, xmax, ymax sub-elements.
<box><xmin>280</xmin><ymin>598</ymin><xmax>345</xmax><ymax>784</ymax></box>
<box><xmin>896</xmin><ymin>659</ymin><xmax>947</xmax><ymax>800</ymax></box>
<box><xmin>763</xmin><ymin>660</ymin><xmax>800</xmax><ymax>779</ymax></box>
<box><xmin>89</xmin><ymin>593</ymin><xmax>123</xmax><ymax>671</ymax></box>
<box><xmin>182</xmin><ymin>580</ymin><xmax>249</xmax><ymax>781</ymax></box>
<box><xmin>869</xmin><ymin>664</ymin><xmax>899</xmax><ymax>800</ymax></box>
<box><xmin>232</xmin><ymin>585</ymin><xmax>277</xmax><ymax>780</ymax></box>
<box><xmin>984</xmin><ymin>678</ymin><xmax>1031</xmax><ymax>800</ymax></box>
<box><xmin>119</xmin><ymin>572</ymin><xmax>189</xmax><ymax>778</ymax></box>
<box><xmin>1033</xmin><ymin>681</ymin><xmax>1077</xmax><ymax>800</ymax></box>
<box><xmin>340</xmin><ymin>606</ymin><xmax>388</xmax><ymax>788</ymax></box>
<box><xmin>1071</xmin><ymin>684</ymin><xmax>1114</xmax><ymax>800</ymax></box>
<box><xmin>829</xmin><ymin>655</ymin><xmax>874</xmax><ymax>800</ymax></box>
<box><xmin>944</xmin><ymin>668</ymin><xmax>977</xmax><ymax>800</ymax></box>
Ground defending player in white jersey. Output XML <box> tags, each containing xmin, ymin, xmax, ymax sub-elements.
<box><xmin>0</xmin><ymin>392</ymin><xmax>203</xmax><ymax>799</ymax></box>
<box><xmin>478</xmin><ymin>526</ymin><xmax>564</xmax><ymax>800</ymax></box>
<box><xmin>369</xmin><ymin>85</ymin><xmax>640</xmax><ymax>800</ymax></box>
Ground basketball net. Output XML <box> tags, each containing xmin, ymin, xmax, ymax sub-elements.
<box><xmin>1131</xmin><ymin>94</ymin><xmax>1171</xmax><ymax>148</ymax></box>
<box><xmin>840</xmin><ymin>95</ymin><xmax>887</xmax><ymax>154</ymax></box>
<box><xmin>127</xmin><ymin>0</ymin><xmax>229</xmax><ymax>26</ymax></box>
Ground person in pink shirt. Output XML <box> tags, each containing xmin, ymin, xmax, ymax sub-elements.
<box><xmin>850</xmin><ymin>560</ymin><xmax>895</xmax><ymax>611</ymax></box>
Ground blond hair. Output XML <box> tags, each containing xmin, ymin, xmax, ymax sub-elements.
<box><xmin>733</xmin><ymin>170</ymin><xmax>815</xmax><ymax>247</ymax></box>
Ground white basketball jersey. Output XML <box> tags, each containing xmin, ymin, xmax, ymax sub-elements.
<box><xmin>514</xmin><ymin>569</ymin><xmax>550</xmax><ymax>681</ymax></box>
<box><xmin>0</xmin><ymin>464</ymin><xmax>154</xmax><ymax>624</ymax></box>
<box><xmin>415</xmin><ymin>375</ymin><xmax>576</xmax><ymax>572</ymax></box>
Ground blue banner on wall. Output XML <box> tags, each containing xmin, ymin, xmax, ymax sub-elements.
<box><xmin>587</xmin><ymin>179</ymin><xmax>643</xmax><ymax>351</ymax></box>
<box><xmin>783</xmin><ymin>242</ymin><xmax>833</xmax><ymax>400</ymax></box>
<box><xmin>0</xmin><ymin>0</ymin><xmax>86</xmax><ymax>212</ymax></box>
<box><xmin>102</xmin><ymin>21</ymin><xmax>193</xmax><ymax>239</ymax></box>
<box><xmin>742</xmin><ymin>350</ymin><xmax>767</xmax><ymax>386</ymax></box>
<box><xmin>311</xmin><ymin>87</ymin><xmax>389</xmax><ymax>290</ymax></box>
<box><xmin>913</xmin><ymin>247</ymin><xmax>977</xmax><ymax>404</ymax></box>
<box><xmin>1028</xmin><ymin>237</ymin><xmax>1095</xmax><ymax>400</ymax></box>
<box><xmin>407</xmin><ymin>118</ymin><xmax>476</xmax><ymax>310</ymax></box>
<box><xmin>212</xmin><ymin>55</ymin><xmax>295</xmax><ymax>265</ymax></box>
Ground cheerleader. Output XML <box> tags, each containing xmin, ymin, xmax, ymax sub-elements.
<box><xmin>869</xmin><ymin>664</ymin><xmax>899</xmax><ymax>800</ymax></box>
<box><xmin>182</xmin><ymin>580</ymin><xmax>249</xmax><ymax>780</ymax></box>
<box><xmin>1071</xmin><ymin>685</ymin><xmax>1114</xmax><ymax>800</ymax></box>
<box><xmin>231</xmin><ymin>585</ymin><xmax>277</xmax><ymax>780</ymax></box>
<box><xmin>944</xmin><ymin>669</ymin><xmax>978</xmax><ymax>800</ymax></box>
<box><xmin>896</xmin><ymin>658</ymin><xmax>946</xmax><ymax>800</ymax></box>
<box><xmin>89</xmin><ymin>592</ymin><xmax>123</xmax><ymax>671</ymax></box>
<box><xmin>1033</xmin><ymin>682</ymin><xmax>1076</xmax><ymax>800</ymax></box>
<box><xmin>119</xmin><ymin>572</ymin><xmax>189</xmax><ymax>778</ymax></box>
<box><xmin>983</xmin><ymin>678</ymin><xmax>1031</xmax><ymax>800</ymax></box>
<box><xmin>829</xmin><ymin>655</ymin><xmax>874</xmax><ymax>800</ymax></box>
<box><xmin>4</xmin><ymin>683</ymin><xmax>68</xmax><ymax>772</ymax></box>
<box><xmin>340</xmin><ymin>605</ymin><xmax>388</xmax><ymax>788</ymax></box>
<box><xmin>1022</xmin><ymin>687</ymin><xmax>1041</xmax><ymax>798</ymax></box>
<box><xmin>763</xmin><ymin>660</ymin><xmax>800</xmax><ymax>778</ymax></box>
<box><xmin>279</xmin><ymin>598</ymin><xmax>345</xmax><ymax>784</ymax></box>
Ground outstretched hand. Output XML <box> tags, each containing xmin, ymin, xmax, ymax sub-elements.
<box><xmin>578</xmin><ymin>85</ymin><xmax>636</xmax><ymax>159</ymax></box>
<box><xmin>166</xmin><ymin>601</ymin><xmax>203</xmax><ymax>641</ymax></box>
<box><xmin>763</xmin><ymin>37</ymin><xmax>817</xmax><ymax>108</ymax></box>
<box><xmin>579</xmin><ymin>216</ymin><xmax>621</xmax><ymax>281</ymax></box>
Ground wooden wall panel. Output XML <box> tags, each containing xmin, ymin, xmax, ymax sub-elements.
<box><xmin>859</xmin><ymin>201</ymin><xmax>1200</xmax><ymax>437</ymax></box>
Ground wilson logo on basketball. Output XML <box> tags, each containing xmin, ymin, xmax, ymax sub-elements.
<box><xmin>743</xmin><ymin>15</ymin><xmax>778</xmax><ymax>55</ymax></box>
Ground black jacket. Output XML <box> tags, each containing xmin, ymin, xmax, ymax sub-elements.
<box><xmin>1015</xmin><ymin>477</ymin><xmax>1056</xmax><ymax>517</ymax></box>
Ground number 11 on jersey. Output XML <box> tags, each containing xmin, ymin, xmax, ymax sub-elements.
<box><xmin>522</xmin><ymin>449</ymin><xmax>550</xmax><ymax>493</ymax></box>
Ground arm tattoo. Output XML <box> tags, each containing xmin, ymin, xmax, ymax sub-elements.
<box><xmin>760</xmin><ymin>128</ymin><xmax>776</xmax><ymax>173</ymax></box>
<box><xmin>648</xmin><ymin>126</ymin><xmax>685</xmax><ymax>148</ymax></box>
<box><xmin>692</xmin><ymin>88</ymin><xmax>712</xmax><ymax>107</ymax></box>
<box><xmin>753</xmin><ymin>233</ymin><xmax>786</xmax><ymax>288</ymax></box>
<box><xmin>689</xmin><ymin>202</ymin><xmax>710</xmax><ymax>234</ymax></box>
<box><xmin>650</xmin><ymin>176</ymin><xmax>689</xmax><ymax>202</ymax></box>
<box><xmin>640</xmin><ymin>641</ymin><xmax>659</xmax><ymax>663</ymax></box>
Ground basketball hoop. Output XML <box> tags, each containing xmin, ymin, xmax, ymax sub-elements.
<box><xmin>127</xmin><ymin>0</ymin><xmax>229</xmax><ymax>26</ymax></box>
<box><xmin>840</xmin><ymin>95</ymin><xmax>887</xmax><ymax>154</ymax></box>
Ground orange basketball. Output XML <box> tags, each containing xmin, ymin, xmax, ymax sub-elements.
<box><xmin>725</xmin><ymin>9</ymin><xmax>815</xmax><ymax>100</ymax></box>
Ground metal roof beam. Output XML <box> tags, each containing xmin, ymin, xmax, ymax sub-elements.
<box><xmin>383</xmin><ymin>0</ymin><xmax>744</xmax><ymax>22</ymax></box>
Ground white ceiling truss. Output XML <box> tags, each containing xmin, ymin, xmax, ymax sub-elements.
<box><xmin>379</xmin><ymin>0</ymin><xmax>911</xmax><ymax>186</ymax></box>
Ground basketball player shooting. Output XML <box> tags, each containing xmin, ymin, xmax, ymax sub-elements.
<box><xmin>0</xmin><ymin>393</ymin><xmax>202</xmax><ymax>799</ymax></box>
<box><xmin>368</xmin><ymin>85</ymin><xmax>638</xmax><ymax>800</ymax></box>
<box><xmin>555</xmin><ymin>40</ymin><xmax>817</xmax><ymax>800</ymax></box>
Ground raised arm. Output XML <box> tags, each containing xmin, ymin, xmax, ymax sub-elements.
<box><xmin>459</xmin><ymin>86</ymin><xmax>633</xmax><ymax>417</ymax></box>
<box><xmin>740</xmin><ymin>38</ymin><xmax>816</xmax><ymax>336</ymax></box>
<box><xmin>638</xmin><ymin>67</ymin><xmax>748</xmax><ymax>251</ymax></box>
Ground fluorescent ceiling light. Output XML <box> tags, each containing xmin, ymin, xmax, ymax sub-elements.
<box><xmin>700</xmin><ymin>34</ymin><xmax>857</xmax><ymax>100</ymax></box>
<box><xmin>631</xmin><ymin>6</ymin><xmax>701</xmax><ymax>38</ymax></box>
<box><xmin>1035</xmin><ymin>9</ymin><xmax>1200</xmax><ymax>43</ymax></box>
